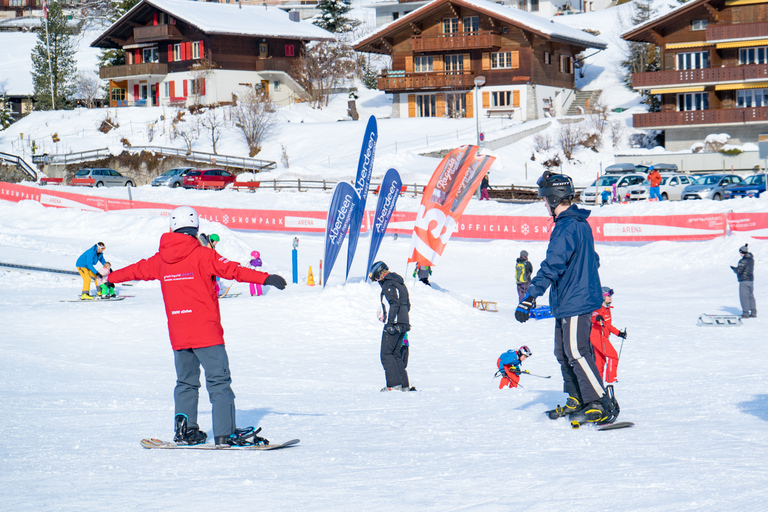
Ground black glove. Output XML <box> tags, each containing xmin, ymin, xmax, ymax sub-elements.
<box><xmin>264</xmin><ymin>274</ymin><xmax>286</xmax><ymax>290</ymax></box>
<box><xmin>618</xmin><ymin>329</ymin><xmax>627</xmax><ymax>339</ymax></box>
<box><xmin>514</xmin><ymin>295</ymin><xmax>536</xmax><ymax>323</ymax></box>
<box><xmin>396</xmin><ymin>323</ymin><xmax>411</xmax><ymax>333</ymax></box>
<box><xmin>385</xmin><ymin>324</ymin><xmax>397</xmax><ymax>335</ymax></box>
<box><xmin>731</xmin><ymin>266</ymin><xmax>737</xmax><ymax>272</ymax></box>
<box><xmin>595</xmin><ymin>315</ymin><xmax>604</xmax><ymax>323</ymax></box>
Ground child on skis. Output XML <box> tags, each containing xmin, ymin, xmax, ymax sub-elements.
<box><xmin>96</xmin><ymin>262</ymin><xmax>116</xmax><ymax>298</ymax></box>
<box><xmin>590</xmin><ymin>287</ymin><xmax>627</xmax><ymax>384</ymax></box>
<box><xmin>497</xmin><ymin>346</ymin><xmax>532</xmax><ymax>388</ymax></box>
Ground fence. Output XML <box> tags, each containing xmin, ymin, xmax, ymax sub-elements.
<box><xmin>0</xmin><ymin>151</ymin><xmax>38</xmax><ymax>180</ymax></box>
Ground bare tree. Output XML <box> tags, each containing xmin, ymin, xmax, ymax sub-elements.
<box><xmin>172</xmin><ymin>108</ymin><xmax>200</xmax><ymax>154</ymax></box>
<box><xmin>232</xmin><ymin>89</ymin><xmax>276</xmax><ymax>157</ymax></box>
<box><xmin>558</xmin><ymin>122</ymin><xmax>584</xmax><ymax>160</ymax></box>
<box><xmin>292</xmin><ymin>42</ymin><xmax>355</xmax><ymax>109</ymax></box>
<box><xmin>588</xmin><ymin>99</ymin><xmax>610</xmax><ymax>135</ymax></box>
<box><xmin>75</xmin><ymin>70</ymin><xmax>104</xmax><ymax>108</ymax></box>
<box><xmin>199</xmin><ymin>107</ymin><xmax>223</xmax><ymax>154</ymax></box>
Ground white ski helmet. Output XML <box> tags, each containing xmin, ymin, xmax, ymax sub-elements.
<box><xmin>170</xmin><ymin>206</ymin><xmax>199</xmax><ymax>232</ymax></box>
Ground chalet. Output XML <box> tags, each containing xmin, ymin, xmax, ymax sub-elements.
<box><xmin>354</xmin><ymin>0</ymin><xmax>606</xmax><ymax>122</ymax></box>
<box><xmin>0</xmin><ymin>0</ymin><xmax>40</xmax><ymax>20</ymax></box>
<box><xmin>90</xmin><ymin>0</ymin><xmax>334</xmax><ymax>108</ymax></box>
<box><xmin>623</xmin><ymin>0</ymin><xmax>768</xmax><ymax>150</ymax></box>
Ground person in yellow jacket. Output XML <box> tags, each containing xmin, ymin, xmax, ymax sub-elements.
<box><xmin>75</xmin><ymin>242</ymin><xmax>106</xmax><ymax>299</ymax></box>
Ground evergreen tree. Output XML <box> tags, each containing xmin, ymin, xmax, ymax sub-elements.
<box><xmin>0</xmin><ymin>95</ymin><xmax>13</xmax><ymax>130</ymax></box>
<box><xmin>99</xmin><ymin>0</ymin><xmax>141</xmax><ymax>68</ymax></box>
<box><xmin>31</xmin><ymin>1</ymin><xmax>76</xmax><ymax>110</ymax></box>
<box><xmin>622</xmin><ymin>0</ymin><xmax>661</xmax><ymax>112</ymax></box>
<box><xmin>314</xmin><ymin>0</ymin><xmax>360</xmax><ymax>34</ymax></box>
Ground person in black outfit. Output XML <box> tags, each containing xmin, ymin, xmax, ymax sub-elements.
<box><xmin>370</xmin><ymin>261</ymin><xmax>414</xmax><ymax>392</ymax></box>
<box><xmin>732</xmin><ymin>244</ymin><xmax>756</xmax><ymax>318</ymax></box>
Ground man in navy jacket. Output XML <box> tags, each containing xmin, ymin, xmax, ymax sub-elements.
<box><xmin>515</xmin><ymin>172</ymin><xmax>619</xmax><ymax>425</ymax></box>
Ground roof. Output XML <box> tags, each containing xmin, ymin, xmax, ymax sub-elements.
<box><xmin>92</xmin><ymin>0</ymin><xmax>334</xmax><ymax>48</ymax></box>
<box><xmin>622</xmin><ymin>0</ymin><xmax>710</xmax><ymax>43</ymax></box>
<box><xmin>355</xmin><ymin>0</ymin><xmax>607</xmax><ymax>51</ymax></box>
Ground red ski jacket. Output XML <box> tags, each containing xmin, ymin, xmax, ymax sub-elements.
<box><xmin>109</xmin><ymin>232</ymin><xmax>269</xmax><ymax>350</ymax></box>
<box><xmin>590</xmin><ymin>305</ymin><xmax>620</xmax><ymax>351</ymax></box>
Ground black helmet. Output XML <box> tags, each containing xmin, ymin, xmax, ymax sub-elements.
<box><xmin>369</xmin><ymin>261</ymin><xmax>388</xmax><ymax>281</ymax></box>
<box><xmin>537</xmin><ymin>171</ymin><xmax>574</xmax><ymax>210</ymax></box>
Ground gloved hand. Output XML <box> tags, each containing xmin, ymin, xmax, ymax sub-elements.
<box><xmin>395</xmin><ymin>323</ymin><xmax>411</xmax><ymax>333</ymax></box>
<box><xmin>595</xmin><ymin>315</ymin><xmax>604</xmax><ymax>323</ymax></box>
<box><xmin>514</xmin><ymin>295</ymin><xmax>536</xmax><ymax>323</ymax></box>
<box><xmin>264</xmin><ymin>274</ymin><xmax>287</xmax><ymax>290</ymax></box>
<box><xmin>385</xmin><ymin>324</ymin><xmax>397</xmax><ymax>335</ymax></box>
<box><xmin>618</xmin><ymin>329</ymin><xmax>627</xmax><ymax>339</ymax></box>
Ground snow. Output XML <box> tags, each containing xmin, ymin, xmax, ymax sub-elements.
<box><xmin>1</xmin><ymin>192</ymin><xmax>768</xmax><ymax>511</ymax></box>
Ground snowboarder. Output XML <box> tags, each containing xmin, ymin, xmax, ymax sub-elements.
<box><xmin>413</xmin><ymin>265</ymin><xmax>432</xmax><ymax>286</ymax></box>
<box><xmin>514</xmin><ymin>171</ymin><xmax>619</xmax><ymax>425</ymax></box>
<box><xmin>370</xmin><ymin>261</ymin><xmax>414</xmax><ymax>392</ymax></box>
<box><xmin>515</xmin><ymin>250</ymin><xmax>533</xmax><ymax>302</ymax></box>
<box><xmin>497</xmin><ymin>346</ymin><xmax>532</xmax><ymax>389</ymax></box>
<box><xmin>590</xmin><ymin>287</ymin><xmax>627</xmax><ymax>384</ymax></box>
<box><xmin>648</xmin><ymin>167</ymin><xmax>662</xmax><ymax>201</ymax></box>
<box><xmin>731</xmin><ymin>244</ymin><xmax>756</xmax><ymax>318</ymax></box>
<box><xmin>96</xmin><ymin>262</ymin><xmax>116</xmax><ymax>298</ymax></box>
<box><xmin>106</xmin><ymin>206</ymin><xmax>288</xmax><ymax>446</ymax></box>
<box><xmin>249</xmin><ymin>250</ymin><xmax>263</xmax><ymax>296</ymax></box>
<box><xmin>76</xmin><ymin>242</ymin><xmax>106</xmax><ymax>300</ymax></box>
<box><xmin>480</xmin><ymin>173</ymin><xmax>491</xmax><ymax>201</ymax></box>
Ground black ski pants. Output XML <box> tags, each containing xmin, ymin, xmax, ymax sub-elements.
<box><xmin>554</xmin><ymin>314</ymin><xmax>605</xmax><ymax>405</ymax></box>
<box><xmin>381</xmin><ymin>330</ymin><xmax>409</xmax><ymax>389</ymax></box>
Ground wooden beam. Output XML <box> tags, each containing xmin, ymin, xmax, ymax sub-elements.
<box><xmin>106</xmin><ymin>36</ymin><xmax>127</xmax><ymax>46</ymax></box>
<box><xmin>447</xmin><ymin>1</ymin><xmax>458</xmax><ymax>17</ymax></box>
<box><xmin>649</xmin><ymin>28</ymin><xmax>663</xmax><ymax>46</ymax></box>
<box><xmin>380</xmin><ymin>37</ymin><xmax>393</xmax><ymax>52</ymax></box>
<box><xmin>410</xmin><ymin>21</ymin><xmax>422</xmax><ymax>35</ymax></box>
<box><xmin>704</xmin><ymin>2</ymin><xmax>720</xmax><ymax>22</ymax></box>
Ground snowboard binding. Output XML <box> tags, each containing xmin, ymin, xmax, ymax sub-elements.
<box><xmin>215</xmin><ymin>426</ymin><xmax>269</xmax><ymax>447</ymax></box>
<box><xmin>173</xmin><ymin>414</ymin><xmax>208</xmax><ymax>445</ymax></box>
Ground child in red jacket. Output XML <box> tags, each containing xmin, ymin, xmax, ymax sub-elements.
<box><xmin>590</xmin><ymin>287</ymin><xmax>627</xmax><ymax>384</ymax></box>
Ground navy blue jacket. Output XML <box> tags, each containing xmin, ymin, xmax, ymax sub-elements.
<box><xmin>526</xmin><ymin>205</ymin><xmax>603</xmax><ymax>318</ymax></box>
<box><xmin>76</xmin><ymin>245</ymin><xmax>106</xmax><ymax>275</ymax></box>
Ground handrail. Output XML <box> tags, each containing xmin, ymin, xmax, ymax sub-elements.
<box><xmin>0</xmin><ymin>151</ymin><xmax>38</xmax><ymax>180</ymax></box>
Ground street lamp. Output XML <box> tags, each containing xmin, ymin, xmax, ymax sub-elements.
<box><xmin>474</xmin><ymin>75</ymin><xmax>486</xmax><ymax>147</ymax></box>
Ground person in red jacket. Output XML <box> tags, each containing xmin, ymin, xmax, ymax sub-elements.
<box><xmin>590</xmin><ymin>287</ymin><xmax>627</xmax><ymax>384</ymax></box>
<box><xmin>647</xmin><ymin>167</ymin><xmax>663</xmax><ymax>201</ymax></box>
<box><xmin>108</xmin><ymin>206</ymin><xmax>287</xmax><ymax>447</ymax></box>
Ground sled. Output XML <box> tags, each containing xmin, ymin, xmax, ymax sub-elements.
<box><xmin>531</xmin><ymin>306</ymin><xmax>552</xmax><ymax>320</ymax></box>
<box><xmin>697</xmin><ymin>314</ymin><xmax>742</xmax><ymax>327</ymax></box>
<box><xmin>473</xmin><ymin>299</ymin><xmax>498</xmax><ymax>312</ymax></box>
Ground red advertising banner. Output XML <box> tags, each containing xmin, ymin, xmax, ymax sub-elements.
<box><xmin>726</xmin><ymin>212</ymin><xmax>768</xmax><ymax>239</ymax></box>
<box><xmin>589</xmin><ymin>214</ymin><xmax>728</xmax><ymax>242</ymax></box>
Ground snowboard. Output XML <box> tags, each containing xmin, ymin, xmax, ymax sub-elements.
<box><xmin>140</xmin><ymin>438</ymin><xmax>300</xmax><ymax>450</ymax></box>
<box><xmin>61</xmin><ymin>296</ymin><xmax>128</xmax><ymax>302</ymax></box>
<box><xmin>697</xmin><ymin>314</ymin><xmax>742</xmax><ymax>326</ymax></box>
<box><xmin>571</xmin><ymin>420</ymin><xmax>634</xmax><ymax>431</ymax></box>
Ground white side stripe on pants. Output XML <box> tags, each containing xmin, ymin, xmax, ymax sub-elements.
<box><xmin>568</xmin><ymin>316</ymin><xmax>605</xmax><ymax>399</ymax></box>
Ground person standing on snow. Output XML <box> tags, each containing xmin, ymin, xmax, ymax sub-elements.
<box><xmin>76</xmin><ymin>242</ymin><xmax>106</xmax><ymax>299</ymax></box>
<box><xmin>515</xmin><ymin>250</ymin><xmax>533</xmax><ymax>302</ymax></box>
<box><xmin>370</xmin><ymin>261</ymin><xmax>414</xmax><ymax>392</ymax></box>
<box><xmin>590</xmin><ymin>287</ymin><xmax>627</xmax><ymax>384</ymax></box>
<box><xmin>106</xmin><ymin>206</ymin><xmax>287</xmax><ymax>446</ymax></box>
<box><xmin>732</xmin><ymin>244</ymin><xmax>756</xmax><ymax>318</ymax></box>
<box><xmin>648</xmin><ymin>167</ymin><xmax>662</xmax><ymax>201</ymax></box>
<box><xmin>514</xmin><ymin>171</ymin><xmax>619</xmax><ymax>425</ymax></box>
<box><xmin>413</xmin><ymin>265</ymin><xmax>432</xmax><ymax>286</ymax></box>
<box><xmin>480</xmin><ymin>173</ymin><xmax>491</xmax><ymax>201</ymax></box>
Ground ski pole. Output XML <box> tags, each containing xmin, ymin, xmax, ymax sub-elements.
<box><xmin>520</xmin><ymin>370</ymin><xmax>551</xmax><ymax>379</ymax></box>
<box><xmin>618</xmin><ymin>329</ymin><xmax>627</xmax><ymax>361</ymax></box>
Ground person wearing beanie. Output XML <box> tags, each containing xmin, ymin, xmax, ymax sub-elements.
<box><xmin>515</xmin><ymin>250</ymin><xmax>534</xmax><ymax>302</ymax></box>
<box><xmin>731</xmin><ymin>244</ymin><xmax>756</xmax><ymax>318</ymax></box>
<box><xmin>107</xmin><ymin>206</ymin><xmax>288</xmax><ymax>447</ymax></box>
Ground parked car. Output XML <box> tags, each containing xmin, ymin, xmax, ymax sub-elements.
<box><xmin>649</xmin><ymin>163</ymin><xmax>679</xmax><ymax>173</ymax></box>
<box><xmin>628</xmin><ymin>173</ymin><xmax>693</xmax><ymax>201</ymax></box>
<box><xmin>182</xmin><ymin>169</ymin><xmax>236</xmax><ymax>189</ymax></box>
<box><xmin>581</xmin><ymin>173</ymin><xmax>647</xmax><ymax>204</ymax></box>
<box><xmin>724</xmin><ymin>173</ymin><xmax>767</xmax><ymax>199</ymax></box>
<box><xmin>682</xmin><ymin>174</ymin><xmax>742</xmax><ymax>200</ymax></box>
<box><xmin>73</xmin><ymin>168</ymin><xmax>134</xmax><ymax>187</ymax></box>
<box><xmin>151</xmin><ymin>167</ymin><xmax>195</xmax><ymax>188</ymax></box>
<box><xmin>604</xmin><ymin>163</ymin><xmax>650</xmax><ymax>175</ymax></box>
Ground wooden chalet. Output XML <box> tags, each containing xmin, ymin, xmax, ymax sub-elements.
<box><xmin>91</xmin><ymin>0</ymin><xmax>333</xmax><ymax>108</ymax></box>
<box><xmin>354</xmin><ymin>0</ymin><xmax>606</xmax><ymax>121</ymax></box>
<box><xmin>624</xmin><ymin>0</ymin><xmax>768</xmax><ymax>150</ymax></box>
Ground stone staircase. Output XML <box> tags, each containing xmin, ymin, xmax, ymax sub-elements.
<box><xmin>566</xmin><ymin>90</ymin><xmax>602</xmax><ymax>116</ymax></box>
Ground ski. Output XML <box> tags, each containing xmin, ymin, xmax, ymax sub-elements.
<box><xmin>697</xmin><ymin>314</ymin><xmax>742</xmax><ymax>326</ymax></box>
<box><xmin>61</xmin><ymin>296</ymin><xmax>128</xmax><ymax>302</ymax></box>
<box><xmin>140</xmin><ymin>438</ymin><xmax>300</xmax><ymax>450</ymax></box>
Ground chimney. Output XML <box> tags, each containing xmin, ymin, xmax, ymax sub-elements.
<box><xmin>289</xmin><ymin>11</ymin><xmax>300</xmax><ymax>22</ymax></box>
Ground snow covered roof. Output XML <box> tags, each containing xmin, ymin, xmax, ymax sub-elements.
<box><xmin>92</xmin><ymin>0</ymin><xmax>334</xmax><ymax>48</ymax></box>
<box><xmin>356</xmin><ymin>0</ymin><xmax>607</xmax><ymax>50</ymax></box>
<box><xmin>622</xmin><ymin>0</ymin><xmax>709</xmax><ymax>43</ymax></box>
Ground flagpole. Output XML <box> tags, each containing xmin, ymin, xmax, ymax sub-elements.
<box><xmin>44</xmin><ymin>0</ymin><xmax>55</xmax><ymax>110</ymax></box>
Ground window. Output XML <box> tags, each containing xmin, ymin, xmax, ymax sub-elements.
<box><xmin>677</xmin><ymin>92</ymin><xmax>709</xmax><ymax>111</ymax></box>
<box><xmin>173</xmin><ymin>44</ymin><xmax>181</xmax><ymax>61</ymax></box>
<box><xmin>739</xmin><ymin>47</ymin><xmax>768</xmax><ymax>65</ymax></box>
<box><xmin>191</xmin><ymin>42</ymin><xmax>200</xmax><ymax>60</ymax></box>
<box><xmin>544</xmin><ymin>52</ymin><xmax>551</xmax><ymax>65</ymax></box>
<box><xmin>285</xmin><ymin>44</ymin><xmax>295</xmax><ymax>57</ymax></box>
<box><xmin>446</xmin><ymin>93</ymin><xmax>466</xmax><ymax>118</ymax></box>
<box><xmin>492</xmin><ymin>91</ymin><xmax>518</xmax><ymax>107</ymax></box>
<box><xmin>143</xmin><ymin>47</ymin><xmax>159</xmax><ymax>63</ymax></box>
<box><xmin>163</xmin><ymin>82</ymin><xmax>169</xmax><ymax>98</ymax></box>
<box><xmin>392</xmin><ymin>12</ymin><xmax>399</xmax><ymax>21</ymax></box>
<box><xmin>560</xmin><ymin>55</ymin><xmax>573</xmax><ymax>74</ymax></box>
<box><xmin>517</xmin><ymin>0</ymin><xmax>527</xmax><ymax>11</ymax></box>
<box><xmin>414</xmin><ymin>56</ymin><xmax>433</xmax><ymax>72</ymax></box>
<box><xmin>274</xmin><ymin>80</ymin><xmax>280</xmax><ymax>91</ymax></box>
<box><xmin>416</xmin><ymin>94</ymin><xmax>437</xmax><ymax>117</ymax></box>
<box><xmin>443</xmin><ymin>18</ymin><xmax>458</xmax><ymax>34</ymax></box>
<box><xmin>111</xmin><ymin>88</ymin><xmax>126</xmax><ymax>102</ymax></box>
<box><xmin>677</xmin><ymin>51</ymin><xmax>709</xmax><ymax>70</ymax></box>
<box><xmin>491</xmin><ymin>52</ymin><xmax>515</xmax><ymax>69</ymax></box>
<box><xmin>463</xmin><ymin>16</ymin><xmax>479</xmax><ymax>33</ymax></box>
<box><xmin>737</xmin><ymin>88</ymin><xmax>768</xmax><ymax>108</ymax></box>
<box><xmin>691</xmin><ymin>20</ymin><xmax>708</xmax><ymax>31</ymax></box>
<box><xmin>444</xmin><ymin>54</ymin><xmax>463</xmax><ymax>74</ymax></box>
<box><xmin>530</xmin><ymin>0</ymin><xmax>539</xmax><ymax>11</ymax></box>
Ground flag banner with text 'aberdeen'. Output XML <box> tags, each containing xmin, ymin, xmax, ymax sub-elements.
<box><xmin>365</xmin><ymin>167</ymin><xmax>402</xmax><ymax>281</ymax></box>
<box><xmin>323</xmin><ymin>181</ymin><xmax>360</xmax><ymax>287</ymax></box>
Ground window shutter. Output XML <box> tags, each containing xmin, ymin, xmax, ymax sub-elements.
<box><xmin>405</xmin><ymin>56</ymin><xmax>414</xmax><ymax>73</ymax></box>
<box><xmin>180</xmin><ymin>43</ymin><xmax>186</xmax><ymax>61</ymax></box>
<box><xmin>433</xmin><ymin>57</ymin><xmax>443</xmax><ymax>72</ymax></box>
<box><xmin>134</xmin><ymin>49</ymin><xmax>141</xmax><ymax>63</ymax></box>
<box><xmin>512</xmin><ymin>90</ymin><xmax>520</xmax><ymax>107</ymax></box>
<box><xmin>482</xmin><ymin>91</ymin><xmax>490</xmax><ymax>109</ymax></box>
<box><xmin>570</xmin><ymin>57</ymin><xmax>574</xmax><ymax>74</ymax></box>
<box><xmin>511</xmin><ymin>51</ymin><xmax>519</xmax><ymax>69</ymax></box>
<box><xmin>408</xmin><ymin>95</ymin><xmax>416</xmax><ymax>117</ymax></box>
<box><xmin>169</xmin><ymin>81</ymin><xmax>175</xmax><ymax>97</ymax></box>
<box><xmin>462</xmin><ymin>53</ymin><xmax>470</xmax><ymax>71</ymax></box>
<box><xmin>481</xmin><ymin>52</ymin><xmax>490</xmax><ymax>70</ymax></box>
<box><xmin>201</xmin><ymin>78</ymin><xmax>206</xmax><ymax>96</ymax></box>
<box><xmin>168</xmin><ymin>44</ymin><xmax>173</xmax><ymax>62</ymax></box>
<box><xmin>183</xmin><ymin>80</ymin><xmax>188</xmax><ymax>97</ymax></box>
<box><xmin>186</xmin><ymin>42</ymin><xmax>192</xmax><ymax>61</ymax></box>
<box><xmin>436</xmin><ymin>93</ymin><xmax>445</xmax><ymax>117</ymax></box>
<box><xmin>153</xmin><ymin>13</ymin><xmax>158</xmax><ymax>26</ymax></box>
<box><xmin>133</xmin><ymin>84</ymin><xmax>139</xmax><ymax>101</ymax></box>
<box><xmin>199</xmin><ymin>41</ymin><xmax>204</xmax><ymax>59</ymax></box>
<box><xmin>465</xmin><ymin>91</ymin><xmax>473</xmax><ymax>118</ymax></box>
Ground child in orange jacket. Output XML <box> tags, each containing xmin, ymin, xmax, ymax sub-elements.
<box><xmin>590</xmin><ymin>287</ymin><xmax>627</xmax><ymax>384</ymax></box>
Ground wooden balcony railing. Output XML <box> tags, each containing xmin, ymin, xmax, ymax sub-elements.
<box><xmin>134</xmin><ymin>24</ymin><xmax>183</xmax><ymax>43</ymax></box>
<box><xmin>632</xmin><ymin>63</ymin><xmax>768</xmax><ymax>88</ymax></box>
<box><xmin>707</xmin><ymin>21</ymin><xmax>768</xmax><ymax>42</ymax></box>
<box><xmin>633</xmin><ymin>106</ymin><xmax>768</xmax><ymax>128</ymax></box>
<box><xmin>377</xmin><ymin>71</ymin><xmax>476</xmax><ymax>92</ymax></box>
<box><xmin>99</xmin><ymin>63</ymin><xmax>168</xmax><ymax>80</ymax></box>
<box><xmin>411</xmin><ymin>32</ymin><xmax>501</xmax><ymax>52</ymax></box>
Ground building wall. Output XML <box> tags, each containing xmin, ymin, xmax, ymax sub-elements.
<box><xmin>664</xmin><ymin>124</ymin><xmax>768</xmax><ymax>152</ymax></box>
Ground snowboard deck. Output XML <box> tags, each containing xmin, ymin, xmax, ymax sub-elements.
<box><xmin>140</xmin><ymin>438</ymin><xmax>300</xmax><ymax>450</ymax></box>
<box><xmin>697</xmin><ymin>314</ymin><xmax>742</xmax><ymax>326</ymax></box>
<box><xmin>571</xmin><ymin>421</ymin><xmax>634</xmax><ymax>431</ymax></box>
<box><xmin>61</xmin><ymin>296</ymin><xmax>127</xmax><ymax>302</ymax></box>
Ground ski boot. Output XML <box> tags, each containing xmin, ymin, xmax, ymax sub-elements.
<box><xmin>173</xmin><ymin>413</ymin><xmax>208</xmax><ymax>445</ymax></box>
<box><xmin>570</xmin><ymin>386</ymin><xmax>620</xmax><ymax>428</ymax></box>
<box><xmin>81</xmin><ymin>293</ymin><xmax>94</xmax><ymax>300</ymax></box>
<box><xmin>215</xmin><ymin>427</ymin><xmax>269</xmax><ymax>447</ymax></box>
<box><xmin>546</xmin><ymin>396</ymin><xmax>580</xmax><ymax>420</ymax></box>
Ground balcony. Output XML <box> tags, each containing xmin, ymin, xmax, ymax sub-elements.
<box><xmin>633</xmin><ymin>106</ymin><xmax>768</xmax><ymax>128</ymax></box>
<box><xmin>378</xmin><ymin>71</ymin><xmax>475</xmax><ymax>92</ymax></box>
<box><xmin>411</xmin><ymin>32</ymin><xmax>501</xmax><ymax>52</ymax></box>
<box><xmin>707</xmin><ymin>21</ymin><xmax>768</xmax><ymax>42</ymax></box>
<box><xmin>632</xmin><ymin>63</ymin><xmax>768</xmax><ymax>89</ymax></box>
<box><xmin>134</xmin><ymin>24</ymin><xmax>183</xmax><ymax>43</ymax></box>
<box><xmin>99</xmin><ymin>63</ymin><xmax>168</xmax><ymax>80</ymax></box>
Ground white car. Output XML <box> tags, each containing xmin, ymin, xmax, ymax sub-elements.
<box><xmin>581</xmin><ymin>173</ymin><xmax>647</xmax><ymax>204</ymax></box>
<box><xmin>628</xmin><ymin>174</ymin><xmax>694</xmax><ymax>201</ymax></box>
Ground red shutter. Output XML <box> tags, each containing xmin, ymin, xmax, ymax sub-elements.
<box><xmin>155</xmin><ymin>85</ymin><xmax>159</xmax><ymax>105</ymax></box>
<box><xmin>168</xmin><ymin>44</ymin><xmax>173</xmax><ymax>62</ymax></box>
<box><xmin>181</xmin><ymin>43</ymin><xmax>187</xmax><ymax>61</ymax></box>
<box><xmin>134</xmin><ymin>49</ymin><xmax>141</xmax><ymax>63</ymax></box>
<box><xmin>170</xmin><ymin>81</ymin><xmax>175</xmax><ymax>98</ymax></box>
<box><xmin>199</xmin><ymin>41</ymin><xmax>204</xmax><ymax>59</ymax></box>
<box><xmin>201</xmin><ymin>78</ymin><xmax>206</xmax><ymax>96</ymax></box>
<box><xmin>153</xmin><ymin>13</ymin><xmax>158</xmax><ymax>25</ymax></box>
<box><xmin>285</xmin><ymin>44</ymin><xmax>294</xmax><ymax>57</ymax></box>
<box><xmin>183</xmin><ymin>80</ymin><xmax>188</xmax><ymax>97</ymax></box>
<box><xmin>185</xmin><ymin>42</ymin><xmax>192</xmax><ymax>60</ymax></box>
<box><xmin>133</xmin><ymin>84</ymin><xmax>139</xmax><ymax>101</ymax></box>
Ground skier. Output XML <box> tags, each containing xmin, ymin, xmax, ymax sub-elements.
<box><xmin>95</xmin><ymin>262</ymin><xmax>117</xmax><ymax>298</ymax></box>
<box><xmin>496</xmin><ymin>346</ymin><xmax>532</xmax><ymax>389</ymax></box>
<box><xmin>590</xmin><ymin>287</ymin><xmax>627</xmax><ymax>384</ymax></box>
<box><xmin>370</xmin><ymin>261</ymin><xmax>414</xmax><ymax>392</ymax></box>
<box><xmin>514</xmin><ymin>171</ymin><xmax>619</xmax><ymax>425</ymax></box>
<box><xmin>648</xmin><ymin>167</ymin><xmax>662</xmax><ymax>201</ymax></box>
<box><xmin>413</xmin><ymin>265</ymin><xmax>432</xmax><ymax>286</ymax></box>
<box><xmin>106</xmin><ymin>206</ymin><xmax>288</xmax><ymax>446</ymax></box>
<box><xmin>515</xmin><ymin>250</ymin><xmax>533</xmax><ymax>302</ymax></box>
<box><xmin>731</xmin><ymin>244</ymin><xmax>756</xmax><ymax>318</ymax></box>
<box><xmin>249</xmin><ymin>251</ymin><xmax>263</xmax><ymax>296</ymax></box>
<box><xmin>75</xmin><ymin>242</ymin><xmax>106</xmax><ymax>300</ymax></box>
